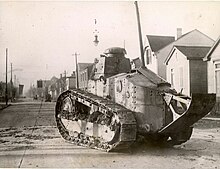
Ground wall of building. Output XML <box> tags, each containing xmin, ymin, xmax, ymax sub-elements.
<box><xmin>66</xmin><ymin>77</ymin><xmax>76</xmax><ymax>90</ymax></box>
<box><xmin>157</xmin><ymin>44</ymin><xmax>174</xmax><ymax>80</ymax></box>
<box><xmin>145</xmin><ymin>50</ymin><xmax>158</xmax><ymax>74</ymax></box>
<box><xmin>166</xmin><ymin>49</ymin><xmax>190</xmax><ymax>95</ymax></box>
<box><xmin>79</xmin><ymin>69</ymin><xmax>89</xmax><ymax>91</ymax></box>
<box><xmin>207</xmin><ymin>61</ymin><xmax>215</xmax><ymax>93</ymax></box>
<box><xmin>143</xmin><ymin>38</ymin><xmax>158</xmax><ymax>75</ymax></box>
<box><xmin>207</xmin><ymin>43</ymin><xmax>220</xmax><ymax>113</ymax></box>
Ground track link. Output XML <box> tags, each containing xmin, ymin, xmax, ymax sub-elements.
<box><xmin>55</xmin><ymin>89</ymin><xmax>137</xmax><ymax>152</ymax></box>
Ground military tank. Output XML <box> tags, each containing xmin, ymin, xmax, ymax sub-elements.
<box><xmin>55</xmin><ymin>2</ymin><xmax>216</xmax><ymax>152</ymax></box>
<box><xmin>55</xmin><ymin>47</ymin><xmax>215</xmax><ymax>152</ymax></box>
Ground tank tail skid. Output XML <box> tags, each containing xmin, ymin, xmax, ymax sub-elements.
<box><xmin>160</xmin><ymin>93</ymin><xmax>216</xmax><ymax>135</ymax></box>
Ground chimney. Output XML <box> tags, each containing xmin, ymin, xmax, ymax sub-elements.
<box><xmin>60</xmin><ymin>74</ymin><xmax>62</xmax><ymax>79</ymax></box>
<box><xmin>177</xmin><ymin>28</ymin><xmax>182</xmax><ymax>39</ymax></box>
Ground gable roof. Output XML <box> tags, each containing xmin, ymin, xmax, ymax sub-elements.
<box><xmin>203</xmin><ymin>35</ymin><xmax>220</xmax><ymax>61</ymax></box>
<box><xmin>176</xmin><ymin>46</ymin><xmax>211</xmax><ymax>59</ymax></box>
<box><xmin>165</xmin><ymin>46</ymin><xmax>211</xmax><ymax>64</ymax></box>
<box><xmin>146</xmin><ymin>35</ymin><xmax>175</xmax><ymax>52</ymax></box>
<box><xmin>160</xmin><ymin>29</ymin><xmax>214</xmax><ymax>64</ymax></box>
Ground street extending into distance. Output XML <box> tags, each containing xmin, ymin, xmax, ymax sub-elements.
<box><xmin>0</xmin><ymin>98</ymin><xmax>220</xmax><ymax>168</ymax></box>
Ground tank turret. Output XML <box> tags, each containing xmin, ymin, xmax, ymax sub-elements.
<box><xmin>90</xmin><ymin>47</ymin><xmax>131</xmax><ymax>81</ymax></box>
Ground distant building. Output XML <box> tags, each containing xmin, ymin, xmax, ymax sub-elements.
<box><xmin>18</xmin><ymin>84</ymin><xmax>24</xmax><ymax>96</ymax></box>
<box><xmin>0</xmin><ymin>82</ymin><xmax>6</xmax><ymax>101</ymax></box>
<box><xmin>48</xmin><ymin>76</ymin><xmax>59</xmax><ymax>100</ymax></box>
<box><xmin>66</xmin><ymin>72</ymin><xmax>76</xmax><ymax>90</ymax></box>
<box><xmin>36</xmin><ymin>79</ymin><xmax>50</xmax><ymax>98</ymax></box>
<box><xmin>78</xmin><ymin>63</ymin><xmax>94</xmax><ymax>91</ymax></box>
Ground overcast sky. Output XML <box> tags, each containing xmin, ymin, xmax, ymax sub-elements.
<box><xmin>0</xmin><ymin>1</ymin><xmax>220</xmax><ymax>93</ymax></box>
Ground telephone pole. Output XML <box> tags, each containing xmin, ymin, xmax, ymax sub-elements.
<box><xmin>11</xmin><ymin>63</ymin><xmax>13</xmax><ymax>101</ymax></box>
<box><xmin>72</xmin><ymin>52</ymin><xmax>80</xmax><ymax>89</ymax></box>
<box><xmin>5</xmin><ymin>48</ymin><xmax>8</xmax><ymax>105</ymax></box>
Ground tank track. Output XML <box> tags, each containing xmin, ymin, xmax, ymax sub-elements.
<box><xmin>55</xmin><ymin>89</ymin><xmax>137</xmax><ymax>152</ymax></box>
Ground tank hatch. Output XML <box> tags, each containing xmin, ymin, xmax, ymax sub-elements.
<box><xmin>104</xmin><ymin>47</ymin><xmax>127</xmax><ymax>57</ymax></box>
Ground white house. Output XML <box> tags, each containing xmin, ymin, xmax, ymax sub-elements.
<box><xmin>203</xmin><ymin>36</ymin><xmax>220</xmax><ymax>113</ymax></box>
<box><xmin>165</xmin><ymin>46</ymin><xmax>211</xmax><ymax>96</ymax></box>
<box><xmin>155</xmin><ymin>29</ymin><xmax>214</xmax><ymax>80</ymax></box>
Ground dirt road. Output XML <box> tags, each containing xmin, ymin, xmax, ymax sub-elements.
<box><xmin>0</xmin><ymin>100</ymin><xmax>220</xmax><ymax>168</ymax></box>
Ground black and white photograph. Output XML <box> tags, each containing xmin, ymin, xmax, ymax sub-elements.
<box><xmin>0</xmin><ymin>1</ymin><xmax>220</xmax><ymax>168</ymax></box>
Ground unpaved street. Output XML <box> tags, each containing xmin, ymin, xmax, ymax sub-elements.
<box><xmin>0</xmin><ymin>100</ymin><xmax>220</xmax><ymax>168</ymax></box>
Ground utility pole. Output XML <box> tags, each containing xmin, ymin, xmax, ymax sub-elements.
<box><xmin>10</xmin><ymin>63</ymin><xmax>13</xmax><ymax>101</ymax></box>
<box><xmin>5</xmin><ymin>48</ymin><xmax>8</xmax><ymax>105</ymax></box>
<box><xmin>72</xmin><ymin>52</ymin><xmax>80</xmax><ymax>89</ymax></box>
<box><xmin>134</xmin><ymin>1</ymin><xmax>145</xmax><ymax>68</ymax></box>
<box><xmin>14</xmin><ymin>75</ymin><xmax>16</xmax><ymax>87</ymax></box>
<box><xmin>64</xmin><ymin>70</ymin><xmax>67</xmax><ymax>91</ymax></box>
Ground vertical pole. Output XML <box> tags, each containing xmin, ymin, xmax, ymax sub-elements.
<box><xmin>11</xmin><ymin>63</ymin><xmax>13</xmax><ymax>101</ymax></box>
<box><xmin>75</xmin><ymin>53</ymin><xmax>79</xmax><ymax>89</ymax></box>
<box><xmin>5</xmin><ymin>48</ymin><xmax>8</xmax><ymax>105</ymax></box>
<box><xmin>134</xmin><ymin>1</ymin><xmax>145</xmax><ymax>68</ymax></box>
<box><xmin>14</xmin><ymin>75</ymin><xmax>16</xmax><ymax>87</ymax></box>
<box><xmin>64</xmin><ymin>70</ymin><xmax>67</xmax><ymax>90</ymax></box>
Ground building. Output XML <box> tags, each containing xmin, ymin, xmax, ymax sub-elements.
<box><xmin>203</xmin><ymin>36</ymin><xmax>220</xmax><ymax>113</ymax></box>
<box><xmin>48</xmin><ymin>76</ymin><xmax>59</xmax><ymax>101</ymax></box>
<box><xmin>144</xmin><ymin>35</ymin><xmax>175</xmax><ymax>75</ymax></box>
<box><xmin>78</xmin><ymin>63</ymin><xmax>94</xmax><ymax>91</ymax></box>
<box><xmin>36</xmin><ymin>79</ymin><xmax>50</xmax><ymax>99</ymax></box>
<box><xmin>165</xmin><ymin>46</ymin><xmax>211</xmax><ymax>95</ymax></box>
<box><xmin>66</xmin><ymin>72</ymin><xmax>76</xmax><ymax>90</ymax></box>
<box><xmin>155</xmin><ymin>29</ymin><xmax>214</xmax><ymax>80</ymax></box>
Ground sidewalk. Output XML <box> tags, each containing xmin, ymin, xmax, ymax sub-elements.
<box><xmin>0</xmin><ymin>103</ymin><xmax>11</xmax><ymax>110</ymax></box>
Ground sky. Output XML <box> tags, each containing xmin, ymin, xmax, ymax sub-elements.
<box><xmin>0</xmin><ymin>1</ymin><xmax>220</xmax><ymax>93</ymax></box>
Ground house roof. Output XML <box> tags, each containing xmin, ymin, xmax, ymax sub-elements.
<box><xmin>146</xmin><ymin>35</ymin><xmax>175</xmax><ymax>52</ymax></box>
<box><xmin>161</xmin><ymin>29</ymin><xmax>214</xmax><ymax>64</ymax></box>
<box><xmin>165</xmin><ymin>46</ymin><xmax>211</xmax><ymax>64</ymax></box>
<box><xmin>176</xmin><ymin>46</ymin><xmax>211</xmax><ymax>59</ymax></box>
<box><xmin>159</xmin><ymin>29</ymin><xmax>214</xmax><ymax>54</ymax></box>
<box><xmin>203</xmin><ymin>35</ymin><xmax>220</xmax><ymax>61</ymax></box>
<box><xmin>78</xmin><ymin>63</ymin><xmax>93</xmax><ymax>71</ymax></box>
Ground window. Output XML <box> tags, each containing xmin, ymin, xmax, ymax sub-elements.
<box><xmin>146</xmin><ymin>49</ymin><xmax>152</xmax><ymax>65</ymax></box>
<box><xmin>84</xmin><ymin>72</ymin><xmax>87</xmax><ymax>81</ymax></box>
<box><xmin>215</xmin><ymin>63</ymin><xmax>220</xmax><ymax>69</ymax></box>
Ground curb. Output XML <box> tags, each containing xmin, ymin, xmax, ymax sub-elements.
<box><xmin>0</xmin><ymin>104</ymin><xmax>11</xmax><ymax>111</ymax></box>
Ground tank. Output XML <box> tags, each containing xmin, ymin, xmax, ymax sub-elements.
<box><xmin>55</xmin><ymin>47</ymin><xmax>216</xmax><ymax>151</ymax></box>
